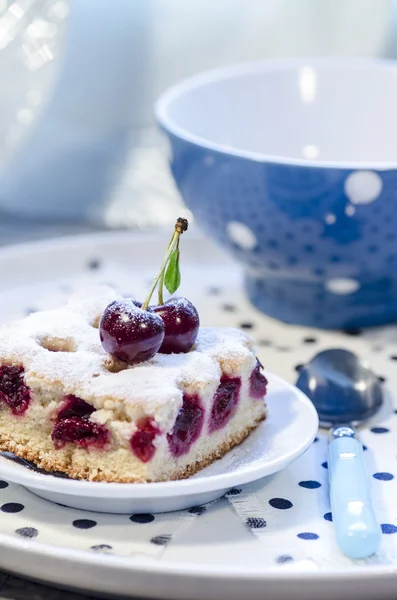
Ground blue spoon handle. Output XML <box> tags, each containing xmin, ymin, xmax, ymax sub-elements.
<box><xmin>328</xmin><ymin>427</ymin><xmax>381</xmax><ymax>559</ymax></box>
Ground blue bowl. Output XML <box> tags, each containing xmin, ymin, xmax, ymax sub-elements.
<box><xmin>156</xmin><ymin>59</ymin><xmax>397</xmax><ymax>330</ymax></box>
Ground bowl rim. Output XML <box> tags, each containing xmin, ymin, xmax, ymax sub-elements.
<box><xmin>155</xmin><ymin>57</ymin><xmax>397</xmax><ymax>171</ymax></box>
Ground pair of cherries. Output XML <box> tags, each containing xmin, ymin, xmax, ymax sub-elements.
<box><xmin>100</xmin><ymin>296</ymin><xmax>199</xmax><ymax>363</ymax></box>
<box><xmin>99</xmin><ymin>219</ymin><xmax>199</xmax><ymax>364</ymax></box>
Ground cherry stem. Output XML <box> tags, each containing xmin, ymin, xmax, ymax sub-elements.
<box><xmin>142</xmin><ymin>218</ymin><xmax>188</xmax><ymax>310</ymax></box>
<box><xmin>158</xmin><ymin>234</ymin><xmax>175</xmax><ymax>306</ymax></box>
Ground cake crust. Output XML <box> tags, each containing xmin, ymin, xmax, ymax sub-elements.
<box><xmin>0</xmin><ymin>413</ymin><xmax>265</xmax><ymax>483</ymax></box>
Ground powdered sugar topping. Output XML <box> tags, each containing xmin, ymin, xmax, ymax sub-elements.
<box><xmin>0</xmin><ymin>286</ymin><xmax>257</xmax><ymax>427</ymax></box>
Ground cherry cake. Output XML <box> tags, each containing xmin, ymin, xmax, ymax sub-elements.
<box><xmin>0</xmin><ymin>286</ymin><xmax>267</xmax><ymax>482</ymax></box>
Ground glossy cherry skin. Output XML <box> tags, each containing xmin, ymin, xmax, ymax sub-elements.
<box><xmin>99</xmin><ymin>299</ymin><xmax>165</xmax><ymax>364</ymax></box>
<box><xmin>153</xmin><ymin>297</ymin><xmax>199</xmax><ymax>354</ymax></box>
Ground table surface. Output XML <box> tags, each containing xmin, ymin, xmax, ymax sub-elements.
<box><xmin>0</xmin><ymin>573</ymin><xmax>96</xmax><ymax>600</ymax></box>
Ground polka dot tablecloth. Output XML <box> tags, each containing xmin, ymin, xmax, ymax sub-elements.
<box><xmin>1</xmin><ymin>229</ymin><xmax>397</xmax><ymax>583</ymax></box>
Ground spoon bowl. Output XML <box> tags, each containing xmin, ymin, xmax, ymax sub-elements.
<box><xmin>296</xmin><ymin>349</ymin><xmax>383</xmax><ymax>427</ymax></box>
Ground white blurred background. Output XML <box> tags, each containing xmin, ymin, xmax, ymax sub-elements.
<box><xmin>0</xmin><ymin>0</ymin><xmax>394</xmax><ymax>239</ymax></box>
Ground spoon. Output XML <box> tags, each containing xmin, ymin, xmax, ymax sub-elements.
<box><xmin>296</xmin><ymin>348</ymin><xmax>382</xmax><ymax>559</ymax></box>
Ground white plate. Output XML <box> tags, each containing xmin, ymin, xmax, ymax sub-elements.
<box><xmin>0</xmin><ymin>229</ymin><xmax>397</xmax><ymax>600</ymax></box>
<box><xmin>0</xmin><ymin>372</ymin><xmax>318</xmax><ymax>514</ymax></box>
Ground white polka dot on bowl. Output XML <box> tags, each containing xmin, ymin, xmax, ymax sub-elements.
<box><xmin>344</xmin><ymin>171</ymin><xmax>383</xmax><ymax>205</ymax></box>
<box><xmin>227</xmin><ymin>221</ymin><xmax>257</xmax><ymax>250</ymax></box>
<box><xmin>324</xmin><ymin>278</ymin><xmax>360</xmax><ymax>295</ymax></box>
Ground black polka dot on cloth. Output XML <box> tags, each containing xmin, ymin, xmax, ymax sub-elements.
<box><xmin>258</xmin><ymin>339</ymin><xmax>272</xmax><ymax>347</ymax></box>
<box><xmin>1</xmin><ymin>503</ymin><xmax>24</xmax><ymax>513</ymax></box>
<box><xmin>222</xmin><ymin>304</ymin><xmax>237</xmax><ymax>312</ymax></box>
<box><xmin>87</xmin><ymin>258</ymin><xmax>101</xmax><ymax>270</ymax></box>
<box><xmin>239</xmin><ymin>322</ymin><xmax>254</xmax><ymax>330</ymax></box>
<box><xmin>321</xmin><ymin>462</ymin><xmax>328</xmax><ymax>469</ymax></box>
<box><xmin>294</xmin><ymin>364</ymin><xmax>304</xmax><ymax>373</ymax></box>
<box><xmin>381</xmin><ymin>524</ymin><xmax>397</xmax><ymax>534</ymax></box>
<box><xmin>226</xmin><ymin>488</ymin><xmax>242</xmax><ymax>496</ymax></box>
<box><xmin>342</xmin><ymin>328</ymin><xmax>362</xmax><ymax>336</ymax></box>
<box><xmin>303</xmin><ymin>337</ymin><xmax>317</xmax><ymax>344</ymax></box>
<box><xmin>150</xmin><ymin>534</ymin><xmax>172</xmax><ymax>546</ymax></box>
<box><xmin>378</xmin><ymin>376</ymin><xmax>386</xmax><ymax>383</ymax></box>
<box><xmin>72</xmin><ymin>519</ymin><xmax>97</xmax><ymax>529</ymax></box>
<box><xmin>313</xmin><ymin>437</ymin><xmax>319</xmax><ymax>443</ymax></box>
<box><xmin>373</xmin><ymin>472</ymin><xmax>394</xmax><ymax>481</ymax></box>
<box><xmin>363</xmin><ymin>445</ymin><xmax>368</xmax><ymax>451</ymax></box>
<box><xmin>0</xmin><ymin>481</ymin><xmax>8</xmax><ymax>489</ymax></box>
<box><xmin>269</xmin><ymin>498</ymin><xmax>293</xmax><ymax>510</ymax></box>
<box><xmin>15</xmin><ymin>527</ymin><xmax>38</xmax><ymax>538</ymax></box>
<box><xmin>207</xmin><ymin>286</ymin><xmax>221</xmax><ymax>296</ymax></box>
<box><xmin>371</xmin><ymin>427</ymin><xmax>390</xmax><ymax>434</ymax></box>
<box><xmin>390</xmin><ymin>355</ymin><xmax>397</xmax><ymax>361</ymax></box>
<box><xmin>91</xmin><ymin>544</ymin><xmax>112</xmax><ymax>552</ymax></box>
<box><xmin>276</xmin><ymin>555</ymin><xmax>293</xmax><ymax>564</ymax></box>
<box><xmin>324</xmin><ymin>512</ymin><xmax>333</xmax><ymax>522</ymax></box>
<box><xmin>130</xmin><ymin>514</ymin><xmax>155</xmax><ymax>524</ymax></box>
<box><xmin>299</xmin><ymin>480</ymin><xmax>322</xmax><ymax>489</ymax></box>
<box><xmin>188</xmin><ymin>506</ymin><xmax>207</xmax><ymax>516</ymax></box>
<box><xmin>246</xmin><ymin>517</ymin><xmax>267</xmax><ymax>529</ymax></box>
<box><xmin>297</xmin><ymin>532</ymin><xmax>319</xmax><ymax>540</ymax></box>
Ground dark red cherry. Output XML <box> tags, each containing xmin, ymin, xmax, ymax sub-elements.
<box><xmin>249</xmin><ymin>359</ymin><xmax>268</xmax><ymax>399</ymax></box>
<box><xmin>0</xmin><ymin>364</ymin><xmax>31</xmax><ymax>415</ymax></box>
<box><xmin>99</xmin><ymin>299</ymin><xmax>165</xmax><ymax>364</ymax></box>
<box><xmin>130</xmin><ymin>417</ymin><xmax>160</xmax><ymax>463</ymax></box>
<box><xmin>153</xmin><ymin>297</ymin><xmax>199</xmax><ymax>354</ymax></box>
<box><xmin>57</xmin><ymin>395</ymin><xmax>95</xmax><ymax>421</ymax></box>
<box><xmin>51</xmin><ymin>417</ymin><xmax>109</xmax><ymax>449</ymax></box>
<box><xmin>209</xmin><ymin>375</ymin><xmax>241</xmax><ymax>433</ymax></box>
<box><xmin>167</xmin><ymin>393</ymin><xmax>204</xmax><ymax>457</ymax></box>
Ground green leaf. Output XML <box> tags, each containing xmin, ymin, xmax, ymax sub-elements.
<box><xmin>164</xmin><ymin>248</ymin><xmax>181</xmax><ymax>294</ymax></box>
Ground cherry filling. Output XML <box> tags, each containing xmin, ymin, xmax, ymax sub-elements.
<box><xmin>52</xmin><ymin>417</ymin><xmax>109</xmax><ymax>449</ymax></box>
<box><xmin>0</xmin><ymin>365</ymin><xmax>31</xmax><ymax>415</ymax></box>
<box><xmin>130</xmin><ymin>417</ymin><xmax>160</xmax><ymax>463</ymax></box>
<box><xmin>52</xmin><ymin>395</ymin><xmax>109</xmax><ymax>449</ymax></box>
<box><xmin>168</xmin><ymin>393</ymin><xmax>204</xmax><ymax>457</ymax></box>
<box><xmin>209</xmin><ymin>376</ymin><xmax>241</xmax><ymax>433</ymax></box>
<box><xmin>249</xmin><ymin>360</ymin><xmax>268</xmax><ymax>399</ymax></box>
<box><xmin>57</xmin><ymin>395</ymin><xmax>95</xmax><ymax>420</ymax></box>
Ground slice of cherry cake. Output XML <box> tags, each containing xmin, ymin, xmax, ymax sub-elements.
<box><xmin>0</xmin><ymin>286</ymin><xmax>267</xmax><ymax>482</ymax></box>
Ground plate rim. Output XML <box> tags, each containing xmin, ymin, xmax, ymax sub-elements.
<box><xmin>0</xmin><ymin>372</ymin><xmax>318</xmax><ymax>498</ymax></box>
<box><xmin>1</xmin><ymin>530</ymin><xmax>397</xmax><ymax>583</ymax></box>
